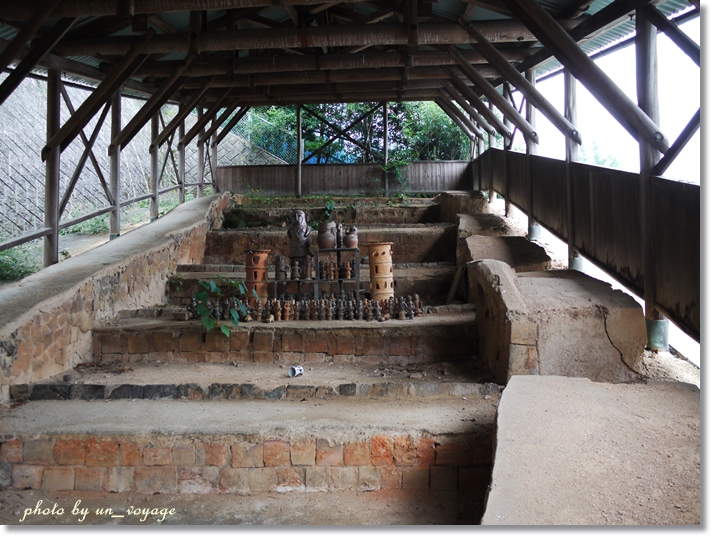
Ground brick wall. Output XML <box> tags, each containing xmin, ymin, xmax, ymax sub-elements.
<box><xmin>203</xmin><ymin>225</ymin><xmax>457</xmax><ymax>266</ymax></box>
<box><xmin>93</xmin><ymin>321</ymin><xmax>478</xmax><ymax>367</ymax></box>
<box><xmin>0</xmin><ymin>432</ymin><xmax>492</xmax><ymax>494</ymax></box>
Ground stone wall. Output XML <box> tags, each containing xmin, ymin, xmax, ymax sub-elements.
<box><xmin>0</xmin><ymin>195</ymin><xmax>232</xmax><ymax>402</ymax></box>
<box><xmin>0</xmin><ymin>431</ymin><xmax>492</xmax><ymax>495</ymax></box>
<box><xmin>435</xmin><ymin>191</ymin><xmax>490</xmax><ymax>223</ymax></box>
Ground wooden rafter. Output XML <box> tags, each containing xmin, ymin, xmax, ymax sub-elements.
<box><xmin>435</xmin><ymin>99</ymin><xmax>477</xmax><ymax>141</ymax></box>
<box><xmin>42</xmin><ymin>30</ymin><xmax>156</xmax><ymax>161</ymax></box>
<box><xmin>179</xmin><ymin>87</ymin><xmax>233</xmax><ymax>148</ymax></box>
<box><xmin>645</xmin><ymin>5</ymin><xmax>699</xmax><ymax>67</ymax></box>
<box><xmin>0</xmin><ymin>17</ymin><xmax>76</xmax><ymax>107</ymax></box>
<box><xmin>213</xmin><ymin>106</ymin><xmax>250</xmax><ymax>147</ymax></box>
<box><xmin>437</xmin><ymin>91</ymin><xmax>484</xmax><ymax>138</ymax></box>
<box><xmin>0</xmin><ymin>0</ymin><xmax>62</xmax><ymax>75</ymax></box>
<box><xmin>499</xmin><ymin>0</ymin><xmax>669</xmax><ymax>153</ymax></box>
<box><xmin>440</xmin><ymin>79</ymin><xmax>496</xmax><ymax>136</ymax></box>
<box><xmin>652</xmin><ymin>109</ymin><xmax>700</xmax><ymax>177</ymax></box>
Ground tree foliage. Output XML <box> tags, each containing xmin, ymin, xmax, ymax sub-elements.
<box><xmin>241</xmin><ymin>101</ymin><xmax>471</xmax><ymax>164</ymax></box>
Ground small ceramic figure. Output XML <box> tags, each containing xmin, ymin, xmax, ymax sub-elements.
<box><xmin>291</xmin><ymin>259</ymin><xmax>301</xmax><ymax>280</ymax></box>
<box><xmin>336</xmin><ymin>223</ymin><xmax>344</xmax><ymax>248</ymax></box>
<box><xmin>274</xmin><ymin>254</ymin><xmax>289</xmax><ymax>281</ymax></box>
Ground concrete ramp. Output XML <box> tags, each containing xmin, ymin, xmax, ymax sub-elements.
<box><xmin>482</xmin><ymin>376</ymin><xmax>700</xmax><ymax>525</ymax></box>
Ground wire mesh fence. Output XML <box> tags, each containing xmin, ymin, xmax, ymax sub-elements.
<box><xmin>0</xmin><ymin>73</ymin><xmax>285</xmax><ymax>245</ymax></box>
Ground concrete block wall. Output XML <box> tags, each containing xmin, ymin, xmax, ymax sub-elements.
<box><xmin>0</xmin><ymin>432</ymin><xmax>492</xmax><ymax>495</ymax></box>
<box><xmin>0</xmin><ymin>195</ymin><xmax>232</xmax><ymax>402</ymax></box>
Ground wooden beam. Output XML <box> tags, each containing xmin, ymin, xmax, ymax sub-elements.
<box><xmin>44</xmin><ymin>69</ymin><xmax>61</xmax><ymax>267</ymax></box>
<box><xmin>564</xmin><ymin>69</ymin><xmax>579</xmax><ymax>266</ymax></box>
<box><xmin>435</xmin><ymin>99</ymin><xmax>478</xmax><ymax>141</ymax></box>
<box><xmin>499</xmin><ymin>0</ymin><xmax>669</xmax><ymax>154</ymax></box>
<box><xmin>109</xmin><ymin>55</ymin><xmax>194</xmax><ymax>154</ymax></box>
<box><xmin>448</xmin><ymin>46</ymin><xmax>537</xmax><ymax>144</ymax></box>
<box><xmin>446</xmin><ymin>70</ymin><xmax>510</xmax><ymax>139</ymax></box>
<box><xmin>52</xmin><ymin>21</ymin><xmax>566</xmax><ymax>56</ymax></box>
<box><xmin>0</xmin><ymin>17</ymin><xmax>76</xmax><ymax>107</ymax></box>
<box><xmin>178</xmin><ymin>106</ymin><xmax>186</xmax><ymax>204</ymax></box>
<box><xmin>0</xmin><ymin>0</ymin><xmax>62</xmax><ymax>75</ymax></box>
<box><xmin>179</xmin><ymin>87</ymin><xmax>233</xmax><ymax>148</ymax></box>
<box><xmin>440</xmin><ymin>79</ymin><xmax>496</xmax><ymax>136</ymax></box>
<box><xmin>213</xmin><ymin>106</ymin><xmax>249</xmax><ymax>146</ymax></box>
<box><xmin>437</xmin><ymin>91</ymin><xmax>484</xmax><ymax>139</ymax></box>
<box><xmin>652</xmin><ymin>109</ymin><xmax>699</xmax><ymax>177</ymax></box>
<box><xmin>198</xmin><ymin>101</ymin><xmax>241</xmax><ymax>144</ymax></box>
<box><xmin>150</xmin><ymin>112</ymin><xmax>159</xmax><ymax>220</ymax></box>
<box><xmin>458</xmin><ymin>17</ymin><xmax>581</xmax><ymax>144</ymax></box>
<box><xmin>302</xmin><ymin>104</ymin><xmax>385</xmax><ymax>160</ymax></box>
<box><xmin>133</xmin><ymin>48</ymin><xmax>532</xmax><ymax>77</ymax></box>
<box><xmin>42</xmin><ymin>29</ymin><xmax>156</xmax><ymax>160</ymax></box>
<box><xmin>512</xmin><ymin>0</ymin><xmax>658</xmax><ymax>77</ymax></box>
<box><xmin>562</xmin><ymin>0</ymin><xmax>593</xmax><ymax>19</ymax></box>
<box><xmin>645</xmin><ymin>4</ymin><xmax>700</xmax><ymax>67</ymax></box>
<box><xmin>189</xmin><ymin>10</ymin><xmax>202</xmax><ymax>57</ymax></box>
<box><xmin>463</xmin><ymin>0</ymin><xmax>511</xmax><ymax>17</ymax></box>
<box><xmin>151</xmin><ymin>76</ymin><xmax>214</xmax><ymax>151</ymax></box>
<box><xmin>59</xmin><ymin>99</ymin><xmax>112</xmax><ymax>217</ymax></box>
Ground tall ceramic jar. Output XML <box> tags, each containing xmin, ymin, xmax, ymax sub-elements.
<box><xmin>245</xmin><ymin>249</ymin><xmax>271</xmax><ymax>305</ymax></box>
<box><xmin>366</xmin><ymin>242</ymin><xmax>395</xmax><ymax>301</ymax></box>
<box><xmin>317</xmin><ymin>221</ymin><xmax>337</xmax><ymax>249</ymax></box>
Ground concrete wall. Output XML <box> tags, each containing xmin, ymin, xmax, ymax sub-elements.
<box><xmin>0</xmin><ymin>195</ymin><xmax>232</xmax><ymax>402</ymax></box>
<box><xmin>479</xmin><ymin>148</ymin><xmax>699</xmax><ymax>341</ymax></box>
<box><xmin>216</xmin><ymin>161</ymin><xmax>473</xmax><ymax>195</ymax></box>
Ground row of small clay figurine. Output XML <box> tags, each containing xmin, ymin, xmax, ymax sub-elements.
<box><xmin>187</xmin><ymin>294</ymin><xmax>424</xmax><ymax>323</ymax></box>
<box><xmin>274</xmin><ymin>256</ymin><xmax>356</xmax><ymax>281</ymax></box>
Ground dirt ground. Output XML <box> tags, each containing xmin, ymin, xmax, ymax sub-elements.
<box><xmin>0</xmin><ymin>488</ymin><xmax>484</xmax><ymax>526</ymax></box>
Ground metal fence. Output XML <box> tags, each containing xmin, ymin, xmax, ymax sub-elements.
<box><xmin>0</xmin><ymin>73</ymin><xmax>283</xmax><ymax>244</ymax></box>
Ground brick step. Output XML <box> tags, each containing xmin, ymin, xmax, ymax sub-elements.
<box><xmin>203</xmin><ymin>224</ymin><xmax>457</xmax><ymax>265</ymax></box>
<box><xmin>11</xmin><ymin>362</ymin><xmax>498</xmax><ymax>402</ymax></box>
<box><xmin>93</xmin><ymin>311</ymin><xmax>480</xmax><ymax>367</ymax></box>
<box><xmin>168</xmin><ymin>263</ymin><xmax>457</xmax><ymax>305</ymax></box>
<box><xmin>0</xmin><ymin>397</ymin><xmax>498</xmax><ymax>498</ymax></box>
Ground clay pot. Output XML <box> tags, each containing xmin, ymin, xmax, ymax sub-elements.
<box><xmin>343</xmin><ymin>226</ymin><xmax>358</xmax><ymax>248</ymax></box>
<box><xmin>317</xmin><ymin>221</ymin><xmax>337</xmax><ymax>249</ymax></box>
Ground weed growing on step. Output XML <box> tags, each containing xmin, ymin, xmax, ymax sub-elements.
<box><xmin>194</xmin><ymin>278</ymin><xmax>251</xmax><ymax>336</ymax></box>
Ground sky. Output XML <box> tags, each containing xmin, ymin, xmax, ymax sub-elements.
<box><xmin>510</xmin><ymin>15</ymin><xmax>701</xmax><ymax>184</ymax></box>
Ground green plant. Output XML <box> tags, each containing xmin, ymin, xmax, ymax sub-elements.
<box><xmin>0</xmin><ymin>240</ymin><xmax>41</xmax><ymax>281</ymax></box>
<box><xmin>380</xmin><ymin>159</ymin><xmax>410</xmax><ymax>190</ymax></box>
<box><xmin>167</xmin><ymin>274</ymin><xmax>183</xmax><ymax>293</ymax></box>
<box><xmin>60</xmin><ymin>214</ymin><xmax>110</xmax><ymax>235</ymax></box>
<box><xmin>323</xmin><ymin>198</ymin><xmax>336</xmax><ymax>222</ymax></box>
<box><xmin>193</xmin><ymin>278</ymin><xmax>253</xmax><ymax>336</ymax></box>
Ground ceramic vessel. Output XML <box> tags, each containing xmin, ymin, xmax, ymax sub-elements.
<box><xmin>317</xmin><ymin>221</ymin><xmax>337</xmax><ymax>249</ymax></box>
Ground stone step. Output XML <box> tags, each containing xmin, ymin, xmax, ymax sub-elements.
<box><xmin>168</xmin><ymin>262</ymin><xmax>457</xmax><ymax>305</ymax></box>
<box><xmin>10</xmin><ymin>362</ymin><xmax>498</xmax><ymax>403</ymax></box>
<box><xmin>92</xmin><ymin>311</ymin><xmax>480</xmax><ymax>368</ymax></box>
<box><xmin>203</xmin><ymin>224</ymin><xmax>457</xmax><ymax>266</ymax></box>
<box><xmin>0</xmin><ymin>397</ymin><xmax>498</xmax><ymax>500</ymax></box>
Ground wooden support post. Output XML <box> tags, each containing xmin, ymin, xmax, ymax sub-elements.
<box><xmin>503</xmin><ymin>84</ymin><xmax>513</xmax><ymax>217</ymax></box>
<box><xmin>383</xmin><ymin>102</ymin><xmax>389</xmax><ymax>194</ymax></box>
<box><xmin>488</xmin><ymin>100</ymin><xmax>495</xmax><ymax>203</ymax></box>
<box><xmin>525</xmin><ymin>69</ymin><xmax>541</xmax><ymax>240</ymax></box>
<box><xmin>178</xmin><ymin>108</ymin><xmax>186</xmax><ymax>204</ymax></box>
<box><xmin>150</xmin><ymin>111</ymin><xmax>159</xmax><ymax>221</ymax></box>
<box><xmin>110</xmin><ymin>90</ymin><xmax>121</xmax><ymax>239</ymax></box>
<box><xmin>636</xmin><ymin>6</ymin><xmax>667</xmax><ymax>350</ymax></box>
<box><xmin>197</xmin><ymin>108</ymin><xmax>205</xmax><ymax>198</ymax></box>
<box><xmin>477</xmin><ymin>136</ymin><xmax>485</xmax><ymax>191</ymax></box>
<box><xmin>296</xmin><ymin>104</ymin><xmax>303</xmax><ymax>197</ymax></box>
<box><xmin>211</xmin><ymin>131</ymin><xmax>218</xmax><ymax>192</ymax></box>
<box><xmin>44</xmin><ymin>69</ymin><xmax>60</xmax><ymax>267</ymax></box>
<box><xmin>564</xmin><ymin>69</ymin><xmax>581</xmax><ymax>270</ymax></box>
